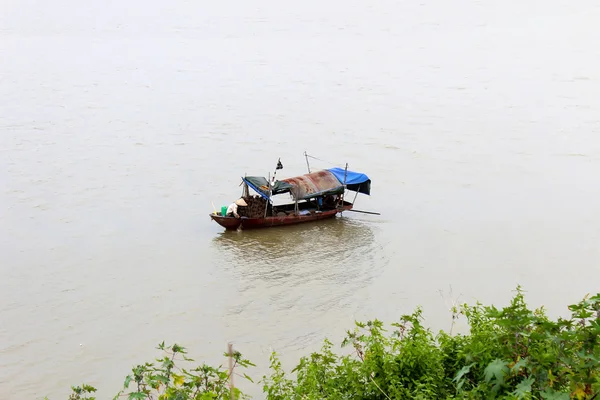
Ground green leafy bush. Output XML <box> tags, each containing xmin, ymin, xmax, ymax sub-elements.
<box><xmin>53</xmin><ymin>342</ymin><xmax>254</xmax><ymax>400</ymax></box>
<box><xmin>53</xmin><ymin>287</ymin><xmax>600</xmax><ymax>399</ymax></box>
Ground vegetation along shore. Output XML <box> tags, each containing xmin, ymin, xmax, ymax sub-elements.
<box><xmin>53</xmin><ymin>287</ymin><xmax>600</xmax><ymax>399</ymax></box>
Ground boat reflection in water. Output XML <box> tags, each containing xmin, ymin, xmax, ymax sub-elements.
<box><xmin>209</xmin><ymin>216</ymin><xmax>385</xmax><ymax>393</ymax></box>
<box><xmin>211</xmin><ymin>216</ymin><xmax>384</xmax><ymax>290</ymax></box>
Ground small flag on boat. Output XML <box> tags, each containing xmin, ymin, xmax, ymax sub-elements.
<box><xmin>276</xmin><ymin>159</ymin><xmax>283</xmax><ymax>170</ymax></box>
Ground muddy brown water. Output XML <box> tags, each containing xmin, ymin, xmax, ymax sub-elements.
<box><xmin>2</xmin><ymin>1</ymin><xmax>600</xmax><ymax>398</ymax></box>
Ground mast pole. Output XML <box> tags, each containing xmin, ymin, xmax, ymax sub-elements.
<box><xmin>343</xmin><ymin>163</ymin><xmax>348</xmax><ymax>185</ymax></box>
<box><xmin>266</xmin><ymin>158</ymin><xmax>282</xmax><ymax>218</ymax></box>
<box><xmin>339</xmin><ymin>163</ymin><xmax>348</xmax><ymax>212</ymax></box>
<box><xmin>264</xmin><ymin>172</ymin><xmax>271</xmax><ymax>218</ymax></box>
<box><xmin>352</xmin><ymin>184</ymin><xmax>360</xmax><ymax>205</ymax></box>
<box><xmin>304</xmin><ymin>151</ymin><xmax>311</xmax><ymax>173</ymax></box>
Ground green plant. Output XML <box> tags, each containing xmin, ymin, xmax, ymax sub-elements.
<box><xmin>56</xmin><ymin>342</ymin><xmax>254</xmax><ymax>400</ymax></box>
<box><xmin>261</xmin><ymin>287</ymin><xmax>600</xmax><ymax>399</ymax></box>
<box><xmin>54</xmin><ymin>288</ymin><xmax>600</xmax><ymax>399</ymax></box>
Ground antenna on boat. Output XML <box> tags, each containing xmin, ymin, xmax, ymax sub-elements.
<box><xmin>339</xmin><ymin>162</ymin><xmax>349</xmax><ymax>214</ymax></box>
<box><xmin>304</xmin><ymin>151</ymin><xmax>311</xmax><ymax>173</ymax></box>
<box><xmin>263</xmin><ymin>158</ymin><xmax>283</xmax><ymax>218</ymax></box>
<box><xmin>271</xmin><ymin>157</ymin><xmax>283</xmax><ymax>185</ymax></box>
<box><xmin>265</xmin><ymin>171</ymin><xmax>271</xmax><ymax>218</ymax></box>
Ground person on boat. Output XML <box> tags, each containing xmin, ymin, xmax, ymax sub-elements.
<box><xmin>323</xmin><ymin>195</ymin><xmax>337</xmax><ymax>209</ymax></box>
<box><xmin>226</xmin><ymin>198</ymin><xmax>247</xmax><ymax>218</ymax></box>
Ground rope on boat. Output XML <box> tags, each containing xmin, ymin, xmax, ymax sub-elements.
<box><xmin>305</xmin><ymin>154</ymin><xmax>343</xmax><ymax>167</ymax></box>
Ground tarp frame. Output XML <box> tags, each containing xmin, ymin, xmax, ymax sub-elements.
<box><xmin>327</xmin><ymin>167</ymin><xmax>371</xmax><ymax>195</ymax></box>
<box><xmin>241</xmin><ymin>177</ymin><xmax>270</xmax><ymax>200</ymax></box>
<box><xmin>241</xmin><ymin>167</ymin><xmax>371</xmax><ymax>201</ymax></box>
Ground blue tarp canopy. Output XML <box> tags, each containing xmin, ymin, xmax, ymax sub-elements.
<box><xmin>242</xmin><ymin>176</ymin><xmax>270</xmax><ymax>200</ymax></box>
<box><xmin>327</xmin><ymin>167</ymin><xmax>371</xmax><ymax>195</ymax></box>
<box><xmin>242</xmin><ymin>167</ymin><xmax>371</xmax><ymax>200</ymax></box>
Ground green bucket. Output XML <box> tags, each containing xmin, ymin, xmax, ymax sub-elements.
<box><xmin>221</xmin><ymin>206</ymin><xmax>227</xmax><ymax>216</ymax></box>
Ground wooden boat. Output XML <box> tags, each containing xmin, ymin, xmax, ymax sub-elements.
<box><xmin>210</xmin><ymin>156</ymin><xmax>372</xmax><ymax>231</ymax></box>
<box><xmin>210</xmin><ymin>199</ymin><xmax>355</xmax><ymax>230</ymax></box>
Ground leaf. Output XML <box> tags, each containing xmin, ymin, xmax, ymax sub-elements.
<box><xmin>511</xmin><ymin>357</ymin><xmax>529</xmax><ymax>373</ymax></box>
<box><xmin>173</xmin><ymin>374</ymin><xmax>185</xmax><ymax>386</ymax></box>
<box><xmin>572</xmin><ymin>386</ymin><xmax>587</xmax><ymax>400</ymax></box>
<box><xmin>484</xmin><ymin>359</ymin><xmax>509</xmax><ymax>385</ymax></box>
<box><xmin>171</xmin><ymin>344</ymin><xmax>186</xmax><ymax>354</ymax></box>
<box><xmin>512</xmin><ymin>376</ymin><xmax>534</xmax><ymax>398</ymax></box>
<box><xmin>81</xmin><ymin>384</ymin><xmax>97</xmax><ymax>393</ymax></box>
<box><xmin>243</xmin><ymin>373</ymin><xmax>254</xmax><ymax>383</ymax></box>
<box><xmin>453</xmin><ymin>363</ymin><xmax>475</xmax><ymax>383</ymax></box>
<box><xmin>540</xmin><ymin>390</ymin><xmax>570</xmax><ymax>400</ymax></box>
<box><xmin>128</xmin><ymin>392</ymin><xmax>147</xmax><ymax>400</ymax></box>
<box><xmin>548</xmin><ymin>369</ymin><xmax>556</xmax><ymax>387</ymax></box>
<box><xmin>453</xmin><ymin>363</ymin><xmax>474</xmax><ymax>391</ymax></box>
<box><xmin>124</xmin><ymin>375</ymin><xmax>132</xmax><ymax>389</ymax></box>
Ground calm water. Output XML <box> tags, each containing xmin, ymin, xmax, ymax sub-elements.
<box><xmin>2</xmin><ymin>0</ymin><xmax>600</xmax><ymax>398</ymax></box>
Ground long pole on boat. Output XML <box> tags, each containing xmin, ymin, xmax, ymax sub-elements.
<box><xmin>339</xmin><ymin>163</ymin><xmax>348</xmax><ymax>213</ymax></box>
<box><xmin>352</xmin><ymin>184</ymin><xmax>360</xmax><ymax>203</ymax></box>
<box><xmin>304</xmin><ymin>151</ymin><xmax>311</xmax><ymax>173</ymax></box>
<box><xmin>273</xmin><ymin>158</ymin><xmax>283</xmax><ymax>183</ymax></box>
<box><xmin>265</xmin><ymin>158</ymin><xmax>283</xmax><ymax>218</ymax></box>
<box><xmin>264</xmin><ymin>172</ymin><xmax>271</xmax><ymax>218</ymax></box>
<box><xmin>343</xmin><ymin>163</ymin><xmax>348</xmax><ymax>186</ymax></box>
<box><xmin>347</xmin><ymin>209</ymin><xmax>381</xmax><ymax>215</ymax></box>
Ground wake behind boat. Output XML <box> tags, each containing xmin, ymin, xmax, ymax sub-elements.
<box><xmin>210</xmin><ymin>154</ymin><xmax>373</xmax><ymax>231</ymax></box>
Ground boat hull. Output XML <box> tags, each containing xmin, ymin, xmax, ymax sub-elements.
<box><xmin>210</xmin><ymin>203</ymin><xmax>353</xmax><ymax>230</ymax></box>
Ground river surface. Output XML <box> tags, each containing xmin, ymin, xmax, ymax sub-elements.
<box><xmin>2</xmin><ymin>0</ymin><xmax>600</xmax><ymax>398</ymax></box>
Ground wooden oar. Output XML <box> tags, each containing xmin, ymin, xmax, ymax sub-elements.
<box><xmin>346</xmin><ymin>209</ymin><xmax>380</xmax><ymax>215</ymax></box>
